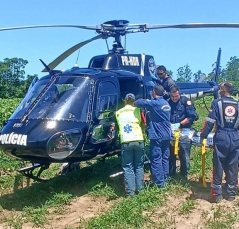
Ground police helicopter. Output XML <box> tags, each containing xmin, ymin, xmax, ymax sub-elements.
<box><xmin>0</xmin><ymin>20</ymin><xmax>238</xmax><ymax>181</ymax></box>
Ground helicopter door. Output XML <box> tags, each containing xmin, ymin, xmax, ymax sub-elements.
<box><xmin>91</xmin><ymin>79</ymin><xmax>119</xmax><ymax>144</ymax></box>
<box><xmin>118</xmin><ymin>77</ymin><xmax>145</xmax><ymax>109</ymax></box>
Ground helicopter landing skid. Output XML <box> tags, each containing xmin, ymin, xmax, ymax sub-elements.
<box><xmin>17</xmin><ymin>163</ymin><xmax>50</xmax><ymax>182</ymax></box>
<box><xmin>109</xmin><ymin>155</ymin><xmax>151</xmax><ymax>178</ymax></box>
<box><xmin>59</xmin><ymin>162</ymin><xmax>80</xmax><ymax>176</ymax></box>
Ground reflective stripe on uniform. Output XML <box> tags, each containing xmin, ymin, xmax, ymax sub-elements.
<box><xmin>217</xmin><ymin>100</ymin><xmax>224</xmax><ymax>128</ymax></box>
<box><xmin>206</xmin><ymin>117</ymin><xmax>216</xmax><ymax>123</ymax></box>
<box><xmin>233</xmin><ymin>102</ymin><xmax>239</xmax><ymax>129</ymax></box>
<box><xmin>116</xmin><ymin>105</ymin><xmax>144</xmax><ymax>143</ymax></box>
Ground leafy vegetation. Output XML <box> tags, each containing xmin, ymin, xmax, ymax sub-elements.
<box><xmin>178</xmin><ymin>199</ymin><xmax>197</xmax><ymax>215</ymax></box>
<box><xmin>173</xmin><ymin>55</ymin><xmax>239</xmax><ymax>83</ymax></box>
<box><xmin>0</xmin><ymin>98</ymin><xmax>21</xmax><ymax>125</ymax></box>
<box><xmin>0</xmin><ymin>58</ymin><xmax>35</xmax><ymax>98</ymax></box>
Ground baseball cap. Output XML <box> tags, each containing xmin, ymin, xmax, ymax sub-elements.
<box><xmin>125</xmin><ymin>93</ymin><xmax>135</xmax><ymax>100</ymax></box>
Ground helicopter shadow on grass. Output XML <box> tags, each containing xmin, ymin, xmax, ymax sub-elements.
<box><xmin>187</xmin><ymin>180</ymin><xmax>213</xmax><ymax>202</ymax></box>
<box><xmin>0</xmin><ymin>156</ymin><xmax>126</xmax><ymax>211</ymax></box>
<box><xmin>187</xmin><ymin>179</ymin><xmax>236</xmax><ymax>203</ymax></box>
<box><xmin>169</xmin><ymin>175</ymin><xmax>213</xmax><ymax>202</ymax></box>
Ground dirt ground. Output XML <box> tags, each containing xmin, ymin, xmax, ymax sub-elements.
<box><xmin>1</xmin><ymin>174</ymin><xmax>239</xmax><ymax>229</ymax></box>
<box><xmin>0</xmin><ymin>195</ymin><xmax>113</xmax><ymax>229</ymax></box>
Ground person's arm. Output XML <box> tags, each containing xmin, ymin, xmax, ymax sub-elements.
<box><xmin>139</xmin><ymin>109</ymin><xmax>147</xmax><ymax>141</ymax></box>
<box><xmin>200</xmin><ymin>100</ymin><xmax>217</xmax><ymax>139</ymax></box>
<box><xmin>168</xmin><ymin>77</ymin><xmax>177</xmax><ymax>90</ymax></box>
<box><xmin>180</xmin><ymin>118</ymin><xmax>191</xmax><ymax>126</ymax></box>
<box><xmin>151</xmin><ymin>77</ymin><xmax>162</xmax><ymax>85</ymax></box>
<box><xmin>181</xmin><ymin>99</ymin><xmax>198</xmax><ymax>126</ymax></box>
<box><xmin>134</xmin><ymin>99</ymin><xmax>153</xmax><ymax>110</ymax></box>
<box><xmin>163</xmin><ymin>77</ymin><xmax>177</xmax><ymax>99</ymax></box>
<box><xmin>140</xmin><ymin>110</ymin><xmax>146</xmax><ymax>125</ymax></box>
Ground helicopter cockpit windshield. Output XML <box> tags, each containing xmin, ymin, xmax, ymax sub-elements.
<box><xmin>10</xmin><ymin>76</ymin><xmax>91</xmax><ymax>122</ymax></box>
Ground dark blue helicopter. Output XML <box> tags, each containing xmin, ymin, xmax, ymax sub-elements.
<box><xmin>0</xmin><ymin>20</ymin><xmax>238</xmax><ymax>180</ymax></box>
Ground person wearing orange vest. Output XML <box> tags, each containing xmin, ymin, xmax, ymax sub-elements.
<box><xmin>116</xmin><ymin>93</ymin><xmax>145</xmax><ymax>196</ymax></box>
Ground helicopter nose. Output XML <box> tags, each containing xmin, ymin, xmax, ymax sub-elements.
<box><xmin>46</xmin><ymin>129</ymin><xmax>82</xmax><ymax>160</ymax></box>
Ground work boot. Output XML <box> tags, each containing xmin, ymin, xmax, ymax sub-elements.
<box><xmin>215</xmin><ymin>195</ymin><xmax>222</xmax><ymax>203</ymax></box>
<box><xmin>227</xmin><ymin>196</ymin><xmax>235</xmax><ymax>201</ymax></box>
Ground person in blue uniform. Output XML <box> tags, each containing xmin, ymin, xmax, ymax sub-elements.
<box><xmin>157</xmin><ymin>65</ymin><xmax>176</xmax><ymax>99</ymax></box>
<box><xmin>168</xmin><ymin>86</ymin><xmax>198</xmax><ymax>179</ymax></box>
<box><xmin>135</xmin><ymin>85</ymin><xmax>171</xmax><ymax>187</ymax></box>
<box><xmin>201</xmin><ymin>82</ymin><xmax>239</xmax><ymax>203</ymax></box>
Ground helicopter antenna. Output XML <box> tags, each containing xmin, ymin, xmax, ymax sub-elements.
<box><xmin>124</xmin><ymin>35</ymin><xmax>126</xmax><ymax>50</ymax></box>
<box><xmin>75</xmin><ymin>47</ymin><xmax>81</xmax><ymax>65</ymax></box>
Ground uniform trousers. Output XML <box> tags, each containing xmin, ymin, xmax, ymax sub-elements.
<box><xmin>121</xmin><ymin>141</ymin><xmax>145</xmax><ymax>196</ymax></box>
<box><xmin>212</xmin><ymin>129</ymin><xmax>239</xmax><ymax>198</ymax></box>
<box><xmin>149</xmin><ymin>139</ymin><xmax>170</xmax><ymax>187</ymax></box>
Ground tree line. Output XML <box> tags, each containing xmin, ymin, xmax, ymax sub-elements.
<box><xmin>0</xmin><ymin>58</ymin><xmax>35</xmax><ymax>98</ymax></box>
<box><xmin>0</xmin><ymin>56</ymin><xmax>238</xmax><ymax>99</ymax></box>
<box><xmin>173</xmin><ymin>56</ymin><xmax>239</xmax><ymax>88</ymax></box>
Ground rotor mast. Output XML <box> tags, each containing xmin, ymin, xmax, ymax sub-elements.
<box><xmin>100</xmin><ymin>20</ymin><xmax>129</xmax><ymax>54</ymax></box>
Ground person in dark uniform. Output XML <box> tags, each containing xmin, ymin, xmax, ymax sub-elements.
<box><xmin>157</xmin><ymin>65</ymin><xmax>176</xmax><ymax>99</ymax></box>
<box><xmin>201</xmin><ymin>82</ymin><xmax>239</xmax><ymax>203</ymax></box>
<box><xmin>135</xmin><ymin>85</ymin><xmax>171</xmax><ymax>188</ymax></box>
<box><xmin>168</xmin><ymin>86</ymin><xmax>198</xmax><ymax>179</ymax></box>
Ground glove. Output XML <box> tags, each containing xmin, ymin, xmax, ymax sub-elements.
<box><xmin>171</xmin><ymin>123</ymin><xmax>180</xmax><ymax>130</ymax></box>
<box><xmin>171</xmin><ymin>123</ymin><xmax>180</xmax><ymax>134</ymax></box>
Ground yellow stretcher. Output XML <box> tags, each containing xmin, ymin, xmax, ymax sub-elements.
<box><xmin>173</xmin><ymin>131</ymin><xmax>207</xmax><ymax>187</ymax></box>
<box><xmin>174</xmin><ymin>130</ymin><xmax>180</xmax><ymax>156</ymax></box>
<box><xmin>201</xmin><ymin>139</ymin><xmax>207</xmax><ymax>187</ymax></box>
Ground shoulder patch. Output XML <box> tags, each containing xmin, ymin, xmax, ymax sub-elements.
<box><xmin>187</xmin><ymin>100</ymin><xmax>192</xmax><ymax>106</ymax></box>
<box><xmin>161</xmin><ymin>105</ymin><xmax>171</xmax><ymax>111</ymax></box>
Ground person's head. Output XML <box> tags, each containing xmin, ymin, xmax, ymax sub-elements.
<box><xmin>219</xmin><ymin>82</ymin><xmax>234</xmax><ymax>97</ymax></box>
<box><xmin>170</xmin><ymin>86</ymin><xmax>181</xmax><ymax>103</ymax></box>
<box><xmin>152</xmin><ymin>85</ymin><xmax>164</xmax><ymax>98</ymax></box>
<box><xmin>124</xmin><ymin>93</ymin><xmax>135</xmax><ymax>105</ymax></box>
<box><xmin>157</xmin><ymin>65</ymin><xmax>167</xmax><ymax>79</ymax></box>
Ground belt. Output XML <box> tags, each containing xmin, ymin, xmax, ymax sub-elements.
<box><xmin>123</xmin><ymin>140</ymin><xmax>144</xmax><ymax>145</ymax></box>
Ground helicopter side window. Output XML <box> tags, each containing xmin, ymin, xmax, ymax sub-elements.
<box><xmin>90</xmin><ymin>58</ymin><xmax>105</xmax><ymax>68</ymax></box>
<box><xmin>97</xmin><ymin>81</ymin><xmax>118</xmax><ymax>120</ymax></box>
<box><xmin>92</xmin><ymin>80</ymin><xmax>118</xmax><ymax>143</ymax></box>
<box><xmin>99</xmin><ymin>95</ymin><xmax>117</xmax><ymax>112</ymax></box>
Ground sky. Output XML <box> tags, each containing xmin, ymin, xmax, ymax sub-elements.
<box><xmin>0</xmin><ymin>0</ymin><xmax>239</xmax><ymax>80</ymax></box>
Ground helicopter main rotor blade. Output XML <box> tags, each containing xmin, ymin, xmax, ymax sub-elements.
<box><xmin>2</xmin><ymin>22</ymin><xmax>239</xmax><ymax>34</ymax></box>
<box><xmin>42</xmin><ymin>34</ymin><xmax>102</xmax><ymax>72</ymax></box>
<box><xmin>146</xmin><ymin>23</ymin><xmax>239</xmax><ymax>30</ymax></box>
<box><xmin>0</xmin><ymin>24</ymin><xmax>100</xmax><ymax>32</ymax></box>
